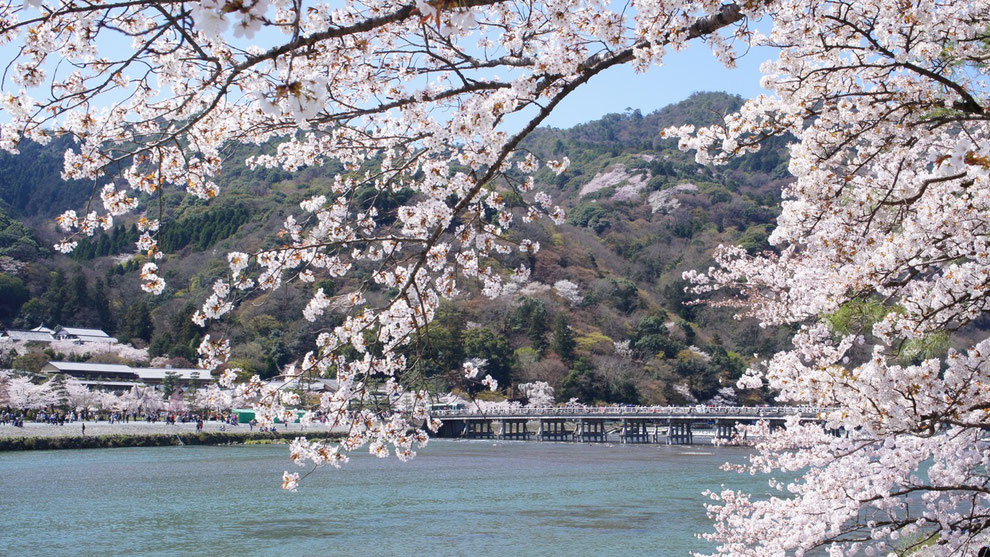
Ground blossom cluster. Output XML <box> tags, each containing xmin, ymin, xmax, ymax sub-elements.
<box><xmin>673</xmin><ymin>2</ymin><xmax>990</xmax><ymax>554</ymax></box>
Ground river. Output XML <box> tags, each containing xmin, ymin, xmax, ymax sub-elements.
<box><xmin>0</xmin><ymin>441</ymin><xmax>771</xmax><ymax>556</ymax></box>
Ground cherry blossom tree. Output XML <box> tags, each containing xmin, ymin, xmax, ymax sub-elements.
<box><xmin>705</xmin><ymin>386</ymin><xmax>736</xmax><ymax>407</ymax></box>
<box><xmin>3</xmin><ymin>375</ymin><xmax>39</xmax><ymax>410</ymax></box>
<box><xmin>46</xmin><ymin>339</ymin><xmax>150</xmax><ymax>363</ymax></box>
<box><xmin>517</xmin><ymin>380</ymin><xmax>554</xmax><ymax>407</ymax></box>
<box><xmin>2</xmin><ymin>1</ymin><xmax>988</xmax><ymax>553</ymax></box>
<box><xmin>167</xmin><ymin>389</ymin><xmax>187</xmax><ymax>414</ymax></box>
<box><xmin>35</xmin><ymin>377</ymin><xmax>60</xmax><ymax>409</ymax></box>
<box><xmin>117</xmin><ymin>384</ymin><xmax>165</xmax><ymax>415</ymax></box>
<box><xmin>666</xmin><ymin>2</ymin><xmax>990</xmax><ymax>555</ymax></box>
<box><xmin>552</xmin><ymin>279</ymin><xmax>582</xmax><ymax>305</ymax></box>
<box><xmin>0</xmin><ymin>369</ymin><xmax>12</xmax><ymax>407</ymax></box>
<box><xmin>6</xmin><ymin>374</ymin><xmax>58</xmax><ymax>410</ymax></box>
<box><xmin>65</xmin><ymin>377</ymin><xmax>102</xmax><ymax>413</ymax></box>
<box><xmin>194</xmin><ymin>383</ymin><xmax>233</xmax><ymax>415</ymax></box>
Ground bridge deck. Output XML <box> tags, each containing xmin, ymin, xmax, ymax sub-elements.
<box><xmin>432</xmin><ymin>405</ymin><xmax>828</xmax><ymax>421</ymax></box>
<box><xmin>431</xmin><ymin>407</ymin><xmax>836</xmax><ymax>443</ymax></box>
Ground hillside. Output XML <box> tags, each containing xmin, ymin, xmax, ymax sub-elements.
<box><xmin>0</xmin><ymin>92</ymin><xmax>794</xmax><ymax>405</ymax></box>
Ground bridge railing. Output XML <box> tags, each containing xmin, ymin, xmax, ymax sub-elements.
<box><xmin>431</xmin><ymin>405</ymin><xmax>832</xmax><ymax>419</ymax></box>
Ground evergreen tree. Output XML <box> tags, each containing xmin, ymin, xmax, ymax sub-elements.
<box><xmin>148</xmin><ymin>332</ymin><xmax>173</xmax><ymax>358</ymax></box>
<box><xmin>92</xmin><ymin>278</ymin><xmax>114</xmax><ymax>332</ymax></box>
<box><xmin>463</xmin><ymin>328</ymin><xmax>515</xmax><ymax>387</ymax></box>
<box><xmin>633</xmin><ymin>312</ymin><xmax>684</xmax><ymax>359</ymax></box>
<box><xmin>44</xmin><ymin>270</ymin><xmax>67</xmax><ymax>324</ymax></box>
<box><xmin>511</xmin><ymin>297</ymin><xmax>549</xmax><ymax>353</ymax></box>
<box><xmin>120</xmin><ymin>300</ymin><xmax>153</xmax><ymax>343</ymax></box>
<box><xmin>0</xmin><ymin>273</ymin><xmax>28</xmax><ymax>320</ymax></box>
<box><xmin>550</xmin><ymin>314</ymin><xmax>575</xmax><ymax>364</ymax></box>
<box><xmin>611</xmin><ymin>278</ymin><xmax>639</xmax><ymax>312</ymax></box>
<box><xmin>674</xmin><ymin>356</ymin><xmax>721</xmax><ymax>401</ymax></box>
<box><xmin>557</xmin><ymin>357</ymin><xmax>604</xmax><ymax>402</ymax></box>
<box><xmin>18</xmin><ymin>297</ymin><xmax>52</xmax><ymax>326</ymax></box>
<box><xmin>146</xmin><ymin>302</ymin><xmax>204</xmax><ymax>359</ymax></box>
<box><xmin>680</xmin><ymin>322</ymin><xmax>696</xmax><ymax>346</ymax></box>
<box><xmin>262</xmin><ymin>334</ymin><xmax>290</xmax><ymax>379</ymax></box>
<box><xmin>63</xmin><ymin>273</ymin><xmax>89</xmax><ymax>322</ymax></box>
<box><xmin>161</xmin><ymin>371</ymin><xmax>180</xmax><ymax>398</ymax></box>
<box><xmin>418</xmin><ymin>304</ymin><xmax>465</xmax><ymax>376</ymax></box>
<box><xmin>169</xmin><ymin>302</ymin><xmax>204</xmax><ymax>357</ymax></box>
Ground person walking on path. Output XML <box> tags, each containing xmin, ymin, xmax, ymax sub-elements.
<box><xmin>81</xmin><ymin>423</ymin><xmax>85</xmax><ymax>436</ymax></box>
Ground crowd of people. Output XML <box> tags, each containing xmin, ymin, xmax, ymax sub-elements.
<box><xmin>0</xmin><ymin>402</ymin><xmax>348</xmax><ymax>437</ymax></box>
<box><xmin>0</xmin><ymin>408</ymin><xmax>242</xmax><ymax>429</ymax></box>
<box><xmin>0</xmin><ymin>411</ymin><xmax>24</xmax><ymax>427</ymax></box>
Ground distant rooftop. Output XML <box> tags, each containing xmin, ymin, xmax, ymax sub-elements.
<box><xmin>44</xmin><ymin>361</ymin><xmax>132</xmax><ymax>373</ymax></box>
<box><xmin>4</xmin><ymin>330</ymin><xmax>54</xmax><ymax>342</ymax></box>
<box><xmin>41</xmin><ymin>361</ymin><xmax>211</xmax><ymax>386</ymax></box>
<box><xmin>57</xmin><ymin>327</ymin><xmax>112</xmax><ymax>338</ymax></box>
<box><xmin>3</xmin><ymin>325</ymin><xmax>117</xmax><ymax>344</ymax></box>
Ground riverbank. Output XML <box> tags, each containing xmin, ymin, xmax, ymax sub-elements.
<box><xmin>0</xmin><ymin>421</ymin><xmax>341</xmax><ymax>451</ymax></box>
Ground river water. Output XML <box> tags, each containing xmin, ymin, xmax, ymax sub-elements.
<box><xmin>0</xmin><ymin>441</ymin><xmax>772</xmax><ymax>556</ymax></box>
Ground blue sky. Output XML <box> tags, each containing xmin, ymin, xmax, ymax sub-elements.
<box><xmin>0</xmin><ymin>8</ymin><xmax>773</xmax><ymax>131</ymax></box>
<box><xmin>541</xmin><ymin>41</ymin><xmax>773</xmax><ymax>129</ymax></box>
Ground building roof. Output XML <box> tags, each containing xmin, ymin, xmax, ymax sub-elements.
<box><xmin>41</xmin><ymin>362</ymin><xmax>211</xmax><ymax>385</ymax></box>
<box><xmin>57</xmin><ymin>327</ymin><xmax>112</xmax><ymax>338</ymax></box>
<box><xmin>3</xmin><ymin>325</ymin><xmax>115</xmax><ymax>344</ymax></box>
<box><xmin>4</xmin><ymin>330</ymin><xmax>54</xmax><ymax>342</ymax></box>
<box><xmin>44</xmin><ymin>361</ymin><xmax>134</xmax><ymax>373</ymax></box>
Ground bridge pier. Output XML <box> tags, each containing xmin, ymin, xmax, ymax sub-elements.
<box><xmin>498</xmin><ymin>419</ymin><xmax>530</xmax><ymax>440</ymax></box>
<box><xmin>539</xmin><ymin>418</ymin><xmax>571</xmax><ymax>441</ymax></box>
<box><xmin>667</xmin><ymin>420</ymin><xmax>693</xmax><ymax>445</ymax></box>
<box><xmin>465</xmin><ymin>419</ymin><xmax>495</xmax><ymax>439</ymax></box>
<box><xmin>577</xmin><ymin>418</ymin><xmax>607</xmax><ymax>443</ymax></box>
<box><xmin>715</xmin><ymin>420</ymin><xmax>736</xmax><ymax>442</ymax></box>
<box><xmin>622</xmin><ymin>419</ymin><xmax>652</xmax><ymax>443</ymax></box>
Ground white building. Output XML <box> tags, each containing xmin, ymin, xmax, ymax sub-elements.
<box><xmin>3</xmin><ymin>329</ymin><xmax>55</xmax><ymax>342</ymax></box>
<box><xmin>41</xmin><ymin>361</ymin><xmax>211</xmax><ymax>391</ymax></box>
<box><xmin>2</xmin><ymin>325</ymin><xmax>118</xmax><ymax>345</ymax></box>
<box><xmin>54</xmin><ymin>326</ymin><xmax>119</xmax><ymax>344</ymax></box>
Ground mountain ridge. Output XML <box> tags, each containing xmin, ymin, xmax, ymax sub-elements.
<box><xmin>0</xmin><ymin>91</ymin><xmax>791</xmax><ymax>405</ymax></box>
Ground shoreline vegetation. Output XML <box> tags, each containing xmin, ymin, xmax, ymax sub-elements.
<box><xmin>0</xmin><ymin>430</ymin><xmax>341</xmax><ymax>452</ymax></box>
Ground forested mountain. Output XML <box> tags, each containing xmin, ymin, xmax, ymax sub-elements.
<box><xmin>0</xmin><ymin>134</ymin><xmax>93</xmax><ymax>217</ymax></box>
<box><xmin>0</xmin><ymin>92</ymin><xmax>795</xmax><ymax>404</ymax></box>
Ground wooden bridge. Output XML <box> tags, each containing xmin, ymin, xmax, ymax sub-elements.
<box><xmin>431</xmin><ymin>405</ymin><xmax>830</xmax><ymax>445</ymax></box>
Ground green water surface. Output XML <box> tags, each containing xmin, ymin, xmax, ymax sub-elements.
<box><xmin>0</xmin><ymin>441</ymin><xmax>770</xmax><ymax>556</ymax></box>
